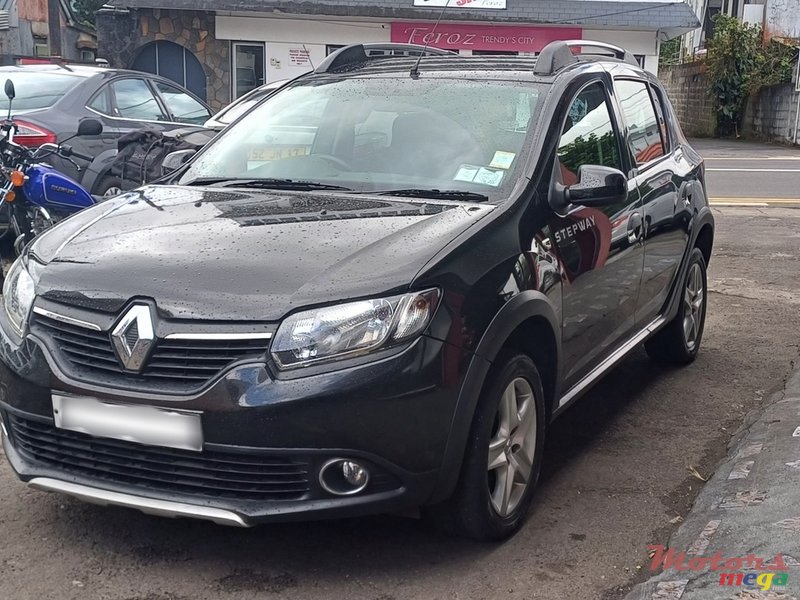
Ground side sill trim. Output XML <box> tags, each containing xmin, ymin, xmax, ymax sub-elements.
<box><xmin>28</xmin><ymin>477</ymin><xmax>249</xmax><ymax>527</ymax></box>
<box><xmin>557</xmin><ymin>315</ymin><xmax>667</xmax><ymax>410</ymax></box>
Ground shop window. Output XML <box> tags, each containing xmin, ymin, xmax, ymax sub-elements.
<box><xmin>232</xmin><ymin>42</ymin><xmax>265</xmax><ymax>99</ymax></box>
<box><xmin>33</xmin><ymin>37</ymin><xmax>48</xmax><ymax>57</ymax></box>
<box><xmin>326</xmin><ymin>45</ymin><xmax>345</xmax><ymax>56</ymax></box>
<box><xmin>131</xmin><ymin>41</ymin><xmax>207</xmax><ymax>101</ymax></box>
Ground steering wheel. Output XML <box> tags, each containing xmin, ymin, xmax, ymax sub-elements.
<box><xmin>313</xmin><ymin>154</ymin><xmax>353</xmax><ymax>172</ymax></box>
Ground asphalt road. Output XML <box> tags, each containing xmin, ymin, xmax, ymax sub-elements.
<box><xmin>1</xmin><ymin>139</ymin><xmax>799</xmax><ymax>600</ymax></box>
<box><xmin>693</xmin><ymin>138</ymin><xmax>800</xmax><ymax>206</ymax></box>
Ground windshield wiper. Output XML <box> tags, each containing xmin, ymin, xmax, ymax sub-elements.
<box><xmin>183</xmin><ymin>177</ymin><xmax>353</xmax><ymax>192</ymax></box>
<box><xmin>371</xmin><ymin>189</ymin><xmax>490</xmax><ymax>202</ymax></box>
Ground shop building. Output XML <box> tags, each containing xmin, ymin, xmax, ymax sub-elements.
<box><xmin>98</xmin><ymin>0</ymin><xmax>700</xmax><ymax>110</ymax></box>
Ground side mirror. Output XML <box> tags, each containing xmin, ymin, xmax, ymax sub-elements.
<box><xmin>77</xmin><ymin>118</ymin><xmax>103</xmax><ymax>137</ymax></box>
<box><xmin>566</xmin><ymin>165</ymin><xmax>628</xmax><ymax>207</ymax></box>
<box><xmin>162</xmin><ymin>149</ymin><xmax>196</xmax><ymax>175</ymax></box>
<box><xmin>4</xmin><ymin>79</ymin><xmax>14</xmax><ymax>101</ymax></box>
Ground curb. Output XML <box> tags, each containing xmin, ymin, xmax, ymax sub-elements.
<box><xmin>624</xmin><ymin>365</ymin><xmax>800</xmax><ymax>600</ymax></box>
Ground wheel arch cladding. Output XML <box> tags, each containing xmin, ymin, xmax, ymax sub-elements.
<box><xmin>695</xmin><ymin>222</ymin><xmax>714</xmax><ymax>267</ymax></box>
<box><xmin>429</xmin><ymin>291</ymin><xmax>561</xmax><ymax>503</ymax></box>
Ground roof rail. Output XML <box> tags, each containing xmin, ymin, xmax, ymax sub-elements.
<box><xmin>533</xmin><ymin>40</ymin><xmax>638</xmax><ymax>75</ymax></box>
<box><xmin>315</xmin><ymin>43</ymin><xmax>456</xmax><ymax>74</ymax></box>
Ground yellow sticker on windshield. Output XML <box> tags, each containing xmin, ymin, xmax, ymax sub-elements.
<box><xmin>490</xmin><ymin>151</ymin><xmax>516</xmax><ymax>170</ymax></box>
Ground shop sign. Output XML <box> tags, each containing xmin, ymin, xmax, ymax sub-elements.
<box><xmin>288</xmin><ymin>47</ymin><xmax>311</xmax><ymax>66</ymax></box>
<box><xmin>391</xmin><ymin>23</ymin><xmax>582</xmax><ymax>53</ymax></box>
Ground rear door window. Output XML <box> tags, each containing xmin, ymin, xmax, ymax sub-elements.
<box><xmin>615</xmin><ymin>79</ymin><xmax>666</xmax><ymax>166</ymax></box>
<box><xmin>110</xmin><ymin>78</ymin><xmax>166</xmax><ymax>121</ymax></box>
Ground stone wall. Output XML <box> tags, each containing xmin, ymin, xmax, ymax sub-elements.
<box><xmin>744</xmin><ymin>83</ymin><xmax>800</xmax><ymax>144</ymax></box>
<box><xmin>97</xmin><ymin>7</ymin><xmax>230</xmax><ymax>110</ymax></box>
<box><xmin>659</xmin><ymin>62</ymin><xmax>717</xmax><ymax>137</ymax></box>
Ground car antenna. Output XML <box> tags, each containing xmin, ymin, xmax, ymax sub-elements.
<box><xmin>302</xmin><ymin>44</ymin><xmax>316</xmax><ymax>71</ymax></box>
<box><xmin>410</xmin><ymin>0</ymin><xmax>451</xmax><ymax>79</ymax></box>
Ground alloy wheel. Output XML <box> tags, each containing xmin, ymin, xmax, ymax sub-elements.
<box><xmin>487</xmin><ymin>377</ymin><xmax>537</xmax><ymax>517</ymax></box>
<box><xmin>103</xmin><ymin>186</ymin><xmax>123</xmax><ymax>198</ymax></box>
<box><xmin>683</xmin><ymin>263</ymin><xmax>704</xmax><ymax>351</ymax></box>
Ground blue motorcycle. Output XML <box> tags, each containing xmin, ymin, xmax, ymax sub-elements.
<box><xmin>0</xmin><ymin>78</ymin><xmax>103</xmax><ymax>254</ymax></box>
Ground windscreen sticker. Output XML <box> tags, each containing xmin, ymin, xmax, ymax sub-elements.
<box><xmin>454</xmin><ymin>165</ymin><xmax>481</xmax><ymax>183</ymax></box>
<box><xmin>474</xmin><ymin>167</ymin><xmax>505</xmax><ymax>187</ymax></box>
<box><xmin>490</xmin><ymin>151</ymin><xmax>516</xmax><ymax>170</ymax></box>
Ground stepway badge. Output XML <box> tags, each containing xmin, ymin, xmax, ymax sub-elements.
<box><xmin>413</xmin><ymin>0</ymin><xmax>507</xmax><ymax>9</ymax></box>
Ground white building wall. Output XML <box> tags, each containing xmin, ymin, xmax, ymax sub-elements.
<box><xmin>217</xmin><ymin>14</ymin><xmax>662</xmax><ymax>85</ymax></box>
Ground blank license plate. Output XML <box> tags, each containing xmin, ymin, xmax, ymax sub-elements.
<box><xmin>52</xmin><ymin>393</ymin><xmax>203</xmax><ymax>452</ymax></box>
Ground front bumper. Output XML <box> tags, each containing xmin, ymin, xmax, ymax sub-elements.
<box><xmin>0</xmin><ymin>329</ymin><xmax>467</xmax><ymax>526</ymax></box>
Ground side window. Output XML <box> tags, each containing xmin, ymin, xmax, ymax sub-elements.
<box><xmin>154</xmin><ymin>82</ymin><xmax>211</xmax><ymax>125</ymax></box>
<box><xmin>558</xmin><ymin>82</ymin><xmax>623</xmax><ymax>186</ymax></box>
<box><xmin>615</xmin><ymin>80</ymin><xmax>666</xmax><ymax>165</ymax></box>
<box><xmin>88</xmin><ymin>86</ymin><xmax>112</xmax><ymax>116</ymax></box>
<box><xmin>649</xmin><ymin>84</ymin><xmax>672</xmax><ymax>152</ymax></box>
<box><xmin>110</xmin><ymin>78</ymin><xmax>165</xmax><ymax>121</ymax></box>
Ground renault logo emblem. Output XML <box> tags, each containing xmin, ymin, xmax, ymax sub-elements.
<box><xmin>111</xmin><ymin>305</ymin><xmax>155</xmax><ymax>372</ymax></box>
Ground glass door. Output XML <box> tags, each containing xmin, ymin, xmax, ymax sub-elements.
<box><xmin>232</xmin><ymin>43</ymin><xmax>265</xmax><ymax>100</ymax></box>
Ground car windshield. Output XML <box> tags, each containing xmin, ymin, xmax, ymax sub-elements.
<box><xmin>0</xmin><ymin>72</ymin><xmax>83</xmax><ymax>111</ymax></box>
<box><xmin>216</xmin><ymin>90</ymin><xmax>271</xmax><ymax>125</ymax></box>
<box><xmin>181</xmin><ymin>76</ymin><xmax>546</xmax><ymax>201</ymax></box>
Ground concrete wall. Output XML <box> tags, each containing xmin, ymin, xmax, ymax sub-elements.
<box><xmin>658</xmin><ymin>61</ymin><xmax>716</xmax><ymax>137</ymax></box>
<box><xmin>765</xmin><ymin>0</ymin><xmax>800</xmax><ymax>39</ymax></box>
<box><xmin>745</xmin><ymin>83</ymin><xmax>800</xmax><ymax>144</ymax></box>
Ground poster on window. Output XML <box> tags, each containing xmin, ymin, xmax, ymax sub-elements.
<box><xmin>288</xmin><ymin>48</ymin><xmax>311</xmax><ymax>66</ymax></box>
<box><xmin>413</xmin><ymin>0</ymin><xmax>507</xmax><ymax>9</ymax></box>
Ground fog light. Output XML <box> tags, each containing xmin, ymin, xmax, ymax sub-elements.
<box><xmin>319</xmin><ymin>458</ymin><xmax>370</xmax><ymax>496</ymax></box>
<box><xmin>342</xmin><ymin>461</ymin><xmax>368</xmax><ymax>487</ymax></box>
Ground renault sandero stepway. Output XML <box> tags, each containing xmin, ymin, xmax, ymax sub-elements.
<box><xmin>0</xmin><ymin>41</ymin><xmax>714</xmax><ymax>541</ymax></box>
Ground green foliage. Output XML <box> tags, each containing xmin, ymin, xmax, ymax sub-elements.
<box><xmin>71</xmin><ymin>0</ymin><xmax>105</xmax><ymax>28</ymax></box>
<box><xmin>659</xmin><ymin>38</ymin><xmax>681</xmax><ymax>69</ymax></box>
<box><xmin>559</xmin><ymin>132</ymin><xmax>621</xmax><ymax>174</ymax></box>
<box><xmin>706</xmin><ymin>14</ymin><xmax>796</xmax><ymax>136</ymax></box>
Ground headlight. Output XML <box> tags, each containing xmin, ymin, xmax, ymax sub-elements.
<box><xmin>3</xmin><ymin>257</ymin><xmax>35</xmax><ymax>336</ymax></box>
<box><xmin>271</xmin><ymin>289</ymin><xmax>440</xmax><ymax>369</ymax></box>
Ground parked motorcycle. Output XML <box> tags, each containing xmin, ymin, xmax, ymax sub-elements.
<box><xmin>0</xmin><ymin>79</ymin><xmax>103</xmax><ymax>255</ymax></box>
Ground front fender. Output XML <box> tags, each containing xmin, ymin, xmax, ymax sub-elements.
<box><xmin>429</xmin><ymin>291</ymin><xmax>561</xmax><ymax>503</ymax></box>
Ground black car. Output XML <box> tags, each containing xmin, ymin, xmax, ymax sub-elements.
<box><xmin>0</xmin><ymin>41</ymin><xmax>713</xmax><ymax>541</ymax></box>
<box><xmin>0</xmin><ymin>64</ymin><xmax>212</xmax><ymax>197</ymax></box>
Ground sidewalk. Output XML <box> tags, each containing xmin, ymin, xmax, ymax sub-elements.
<box><xmin>625</xmin><ymin>366</ymin><xmax>800</xmax><ymax>600</ymax></box>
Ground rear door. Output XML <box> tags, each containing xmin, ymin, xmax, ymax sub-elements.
<box><xmin>613</xmin><ymin>77</ymin><xmax>691</xmax><ymax>325</ymax></box>
<box><xmin>549</xmin><ymin>79</ymin><xmax>645</xmax><ymax>389</ymax></box>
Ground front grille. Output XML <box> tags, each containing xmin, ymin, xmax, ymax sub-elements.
<box><xmin>8</xmin><ymin>413</ymin><xmax>310</xmax><ymax>501</ymax></box>
<box><xmin>32</xmin><ymin>313</ymin><xmax>270</xmax><ymax>390</ymax></box>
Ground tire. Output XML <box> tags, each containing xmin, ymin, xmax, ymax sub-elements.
<box><xmin>427</xmin><ymin>352</ymin><xmax>546</xmax><ymax>542</ymax></box>
<box><xmin>645</xmin><ymin>247</ymin><xmax>708</xmax><ymax>364</ymax></box>
<box><xmin>93</xmin><ymin>175</ymin><xmax>124</xmax><ymax>199</ymax></box>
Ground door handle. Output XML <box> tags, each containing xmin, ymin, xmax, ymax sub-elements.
<box><xmin>627</xmin><ymin>211</ymin><xmax>643</xmax><ymax>244</ymax></box>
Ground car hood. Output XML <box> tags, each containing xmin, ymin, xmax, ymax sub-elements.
<box><xmin>29</xmin><ymin>185</ymin><xmax>494</xmax><ymax>321</ymax></box>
